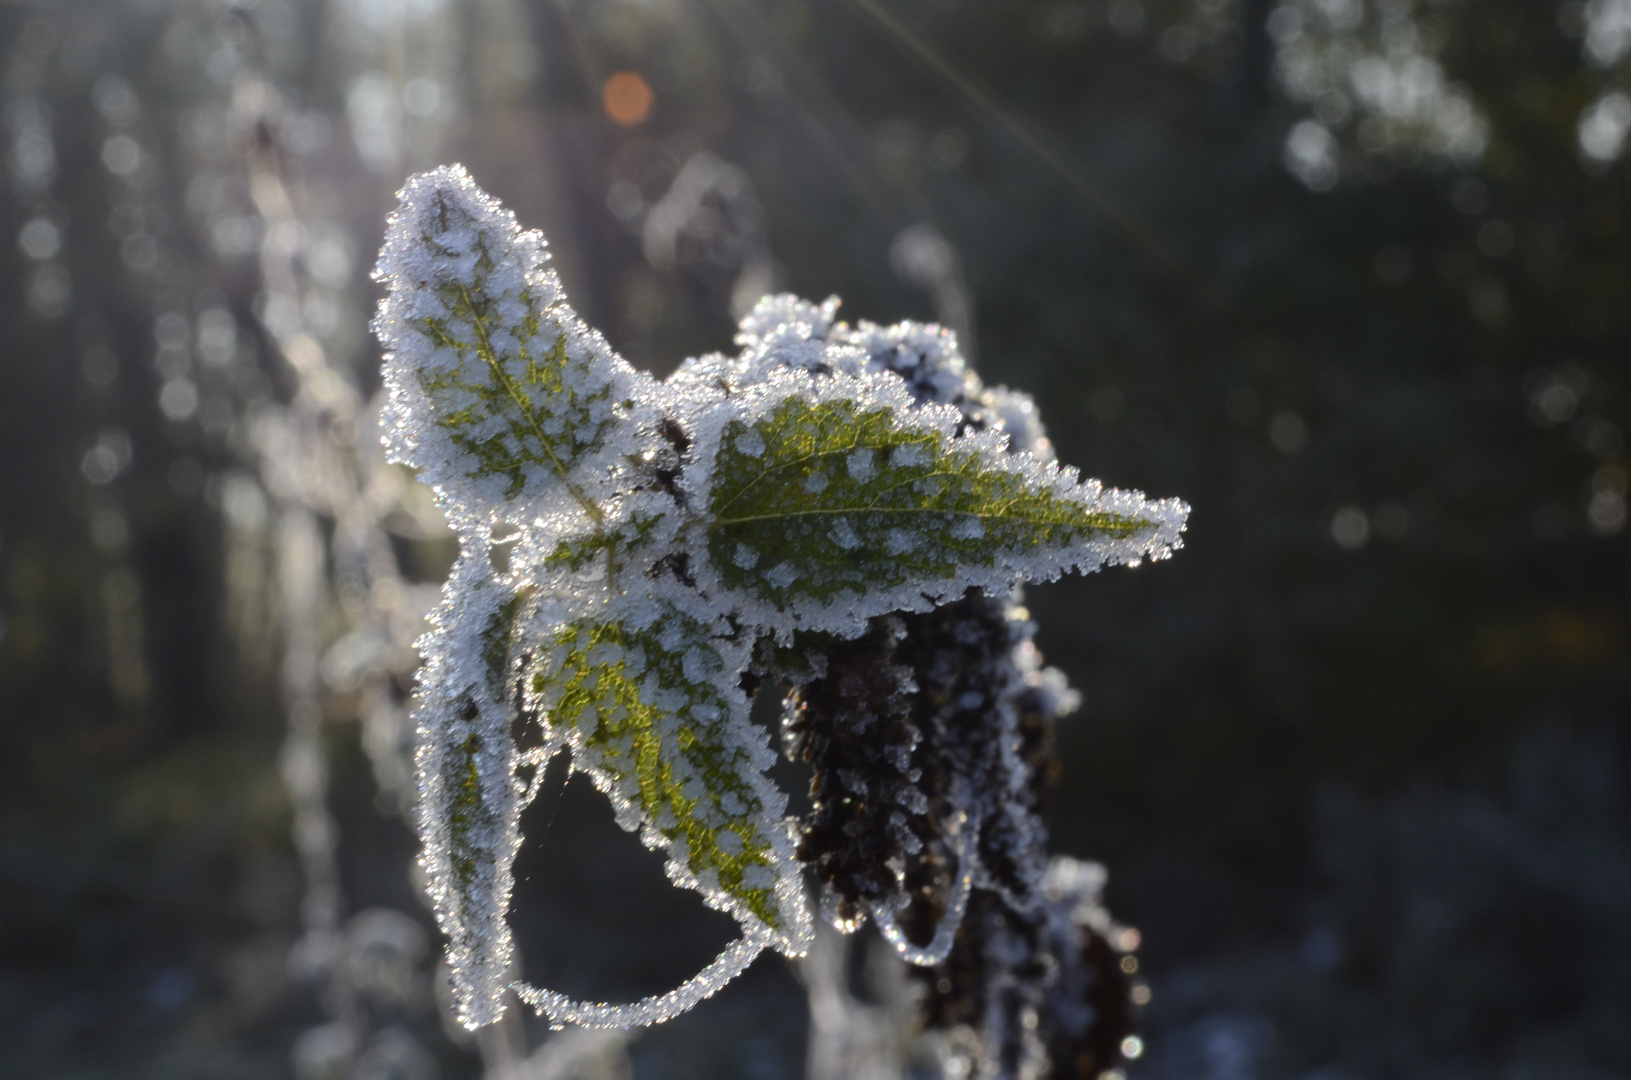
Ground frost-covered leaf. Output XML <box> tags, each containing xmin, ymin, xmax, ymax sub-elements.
<box><xmin>373</xmin><ymin>165</ymin><xmax>652</xmax><ymax>517</ymax></box>
<box><xmin>413</xmin><ymin>558</ymin><xmax>526</xmax><ymax>1030</ymax></box>
<box><xmin>373</xmin><ymin>168</ymin><xmax>1188</xmax><ymax>1036</ymax></box>
<box><xmin>536</xmin><ymin>501</ymin><xmax>674</xmax><ymax>580</ymax></box>
<box><xmin>523</xmin><ymin>602</ymin><xmax>807</xmax><ymax>949</ymax></box>
<box><xmin>690</xmin><ymin>371</ymin><xmax>1186</xmax><ymax>636</ymax></box>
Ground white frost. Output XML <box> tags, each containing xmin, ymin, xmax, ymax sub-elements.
<box><xmin>375</xmin><ymin>167</ymin><xmax>1187</xmax><ymax>1035</ymax></box>
<box><xmin>829</xmin><ymin>518</ymin><xmax>862</xmax><ymax>551</ymax></box>
<box><xmin>871</xmin><ymin>813</ymin><xmax>978</xmax><ymax>967</ymax></box>
<box><xmin>846</xmin><ymin>448</ymin><xmax>875</xmax><ymax>482</ymax></box>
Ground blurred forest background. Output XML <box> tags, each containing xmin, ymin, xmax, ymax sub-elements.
<box><xmin>1</xmin><ymin>0</ymin><xmax>1628</xmax><ymax>1077</ymax></box>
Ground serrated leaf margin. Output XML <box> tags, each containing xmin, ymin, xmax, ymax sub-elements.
<box><xmin>679</xmin><ymin>367</ymin><xmax>1189</xmax><ymax>640</ymax></box>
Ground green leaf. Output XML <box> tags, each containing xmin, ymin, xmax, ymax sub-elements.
<box><xmin>525</xmin><ymin>606</ymin><xmax>800</xmax><ymax>939</ymax></box>
<box><xmin>416</xmin><ymin>569</ymin><xmax>530</xmax><ymax>1030</ymax></box>
<box><xmin>414</xmin><ymin>311</ymin><xmax>624</xmax><ymax>498</ymax></box>
<box><xmin>704</xmin><ymin>392</ymin><xmax>1180</xmax><ymax>620</ymax></box>
<box><xmin>376</xmin><ymin>167</ymin><xmax>642</xmax><ymax>509</ymax></box>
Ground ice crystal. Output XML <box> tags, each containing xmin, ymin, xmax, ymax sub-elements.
<box><xmin>372</xmin><ymin>166</ymin><xmax>1187</xmax><ymax>1032</ymax></box>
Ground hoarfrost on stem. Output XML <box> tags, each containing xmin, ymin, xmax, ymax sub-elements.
<box><xmin>372</xmin><ymin>165</ymin><xmax>1188</xmax><ymax>1035</ymax></box>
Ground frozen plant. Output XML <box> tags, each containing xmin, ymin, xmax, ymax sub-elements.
<box><xmin>372</xmin><ymin>166</ymin><xmax>1187</xmax><ymax>1059</ymax></box>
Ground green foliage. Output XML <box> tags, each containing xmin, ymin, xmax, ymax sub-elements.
<box><xmin>376</xmin><ymin>167</ymin><xmax>1187</xmax><ymax>1030</ymax></box>
<box><xmin>528</xmin><ymin>609</ymin><xmax>785</xmax><ymax>930</ymax></box>
<box><xmin>381</xmin><ymin>183</ymin><xmax>635</xmax><ymax>511</ymax></box>
<box><xmin>707</xmin><ymin>395</ymin><xmax>1154</xmax><ymax>613</ymax></box>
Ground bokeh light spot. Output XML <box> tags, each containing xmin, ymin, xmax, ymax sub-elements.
<box><xmin>1332</xmin><ymin>506</ymin><xmax>1369</xmax><ymax>548</ymax></box>
<box><xmin>603</xmin><ymin>71</ymin><xmax>654</xmax><ymax>126</ymax></box>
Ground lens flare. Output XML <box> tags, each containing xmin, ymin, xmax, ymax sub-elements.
<box><xmin>603</xmin><ymin>71</ymin><xmax>653</xmax><ymax>126</ymax></box>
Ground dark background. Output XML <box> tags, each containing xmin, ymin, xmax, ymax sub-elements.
<box><xmin>1</xmin><ymin>0</ymin><xmax>1627</xmax><ymax>1077</ymax></box>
